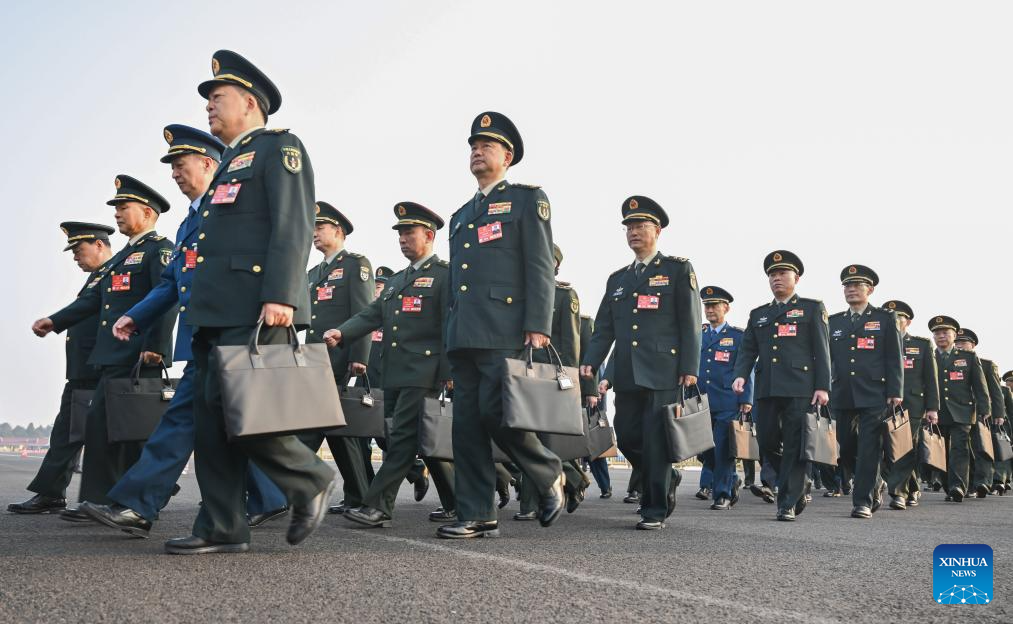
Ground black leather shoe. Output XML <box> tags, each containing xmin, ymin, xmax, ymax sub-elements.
<box><xmin>344</xmin><ymin>506</ymin><xmax>392</xmax><ymax>528</ymax></box>
<box><xmin>599</xmin><ymin>489</ymin><xmax>612</xmax><ymax>499</ymax></box>
<box><xmin>871</xmin><ymin>496</ymin><xmax>882</xmax><ymax>513</ymax></box>
<box><xmin>287</xmin><ymin>480</ymin><xmax>336</xmax><ymax>546</ymax></box>
<box><xmin>513</xmin><ymin>510</ymin><xmax>537</xmax><ymax>521</ymax></box>
<box><xmin>889</xmin><ymin>495</ymin><xmax>906</xmax><ymax>510</ymax></box>
<box><xmin>566</xmin><ymin>487</ymin><xmax>585</xmax><ymax>514</ymax></box>
<box><xmin>538</xmin><ymin>474</ymin><xmax>565</xmax><ymax>527</ymax></box>
<box><xmin>710</xmin><ymin>497</ymin><xmax>731</xmax><ymax>510</ymax></box>
<box><xmin>171</xmin><ymin>483</ymin><xmax>181</xmax><ymax>497</ymax></box>
<box><xmin>623</xmin><ymin>490</ymin><xmax>640</xmax><ymax>504</ymax></box>
<box><xmin>694</xmin><ymin>487</ymin><xmax>711</xmax><ymax>501</ymax></box>
<box><xmin>776</xmin><ymin>508</ymin><xmax>795</xmax><ymax>521</ymax></box>
<box><xmin>414</xmin><ymin>472</ymin><xmax>430</xmax><ymax>502</ymax></box>
<box><xmin>165</xmin><ymin>535</ymin><xmax>249</xmax><ymax>555</ymax></box>
<box><xmin>81</xmin><ymin>502</ymin><xmax>151</xmax><ymax>537</ymax></box>
<box><xmin>976</xmin><ymin>484</ymin><xmax>989</xmax><ymax>498</ymax></box>
<box><xmin>931</xmin><ymin>481</ymin><xmax>943</xmax><ymax>492</ymax></box>
<box><xmin>328</xmin><ymin>501</ymin><xmax>351</xmax><ymax>515</ymax></box>
<box><xmin>666</xmin><ymin>470</ymin><xmax>682</xmax><ymax>518</ymax></box>
<box><xmin>248</xmin><ymin>506</ymin><xmax>288</xmax><ymax>528</ymax></box>
<box><xmin>794</xmin><ymin>481</ymin><xmax>811</xmax><ymax>516</ymax></box>
<box><xmin>949</xmin><ymin>488</ymin><xmax>964</xmax><ymax>502</ymax></box>
<box><xmin>730</xmin><ymin>477</ymin><xmax>742</xmax><ymax>507</ymax></box>
<box><xmin>436</xmin><ymin>521</ymin><xmax>499</xmax><ymax>539</ymax></box>
<box><xmin>59</xmin><ymin>506</ymin><xmax>93</xmax><ymax>523</ymax></box>
<box><xmin>824</xmin><ymin>488</ymin><xmax>843</xmax><ymax>497</ymax></box>
<box><xmin>851</xmin><ymin>505</ymin><xmax>872</xmax><ymax>518</ymax></box>
<box><xmin>498</xmin><ymin>493</ymin><xmax>510</xmax><ymax>509</ymax></box>
<box><xmin>429</xmin><ymin>508</ymin><xmax>457</xmax><ymax>522</ymax></box>
<box><xmin>751</xmin><ymin>484</ymin><xmax>775</xmax><ymax>503</ymax></box>
<box><xmin>636</xmin><ymin>518</ymin><xmax>664</xmax><ymax>530</ymax></box>
<box><xmin>7</xmin><ymin>494</ymin><xmax>66</xmax><ymax>514</ymax></box>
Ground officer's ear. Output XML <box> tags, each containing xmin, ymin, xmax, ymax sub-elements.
<box><xmin>866</xmin><ymin>284</ymin><xmax>875</xmax><ymax>297</ymax></box>
<box><xmin>503</xmin><ymin>148</ymin><xmax>514</xmax><ymax>168</ymax></box>
<box><xmin>204</xmin><ymin>156</ymin><xmax>218</xmax><ymax>175</ymax></box>
<box><xmin>425</xmin><ymin>228</ymin><xmax>436</xmax><ymax>243</ymax></box>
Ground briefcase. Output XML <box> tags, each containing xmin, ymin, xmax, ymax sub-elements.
<box><xmin>501</xmin><ymin>345</ymin><xmax>583</xmax><ymax>435</ymax></box>
<box><xmin>419</xmin><ymin>392</ymin><xmax>510</xmax><ymax>462</ymax></box>
<box><xmin>993</xmin><ymin>423</ymin><xmax>1013</xmax><ymax>462</ymax></box>
<box><xmin>326</xmin><ymin>375</ymin><xmax>385</xmax><ymax>438</ymax></box>
<box><xmin>105</xmin><ymin>361</ymin><xmax>179</xmax><ymax>443</ymax></box>
<box><xmin>729</xmin><ymin>411</ymin><xmax>760</xmax><ymax>461</ymax></box>
<box><xmin>586</xmin><ymin>407</ymin><xmax>617</xmax><ymax>459</ymax></box>
<box><xmin>801</xmin><ymin>405</ymin><xmax>838</xmax><ymax>466</ymax></box>
<box><xmin>216</xmin><ymin>322</ymin><xmax>345</xmax><ymax>439</ymax></box>
<box><xmin>663</xmin><ymin>385</ymin><xmax>715</xmax><ymax>463</ymax></box>
<box><xmin>68</xmin><ymin>389</ymin><xmax>93</xmax><ymax>444</ymax></box>
<box><xmin>974</xmin><ymin>418</ymin><xmax>995</xmax><ymax>461</ymax></box>
<box><xmin>920</xmin><ymin>423</ymin><xmax>947</xmax><ymax>473</ymax></box>
<box><xmin>538</xmin><ymin>411</ymin><xmax>591</xmax><ymax>461</ymax></box>
<box><xmin>883</xmin><ymin>405</ymin><xmax>914</xmax><ymax>463</ymax></box>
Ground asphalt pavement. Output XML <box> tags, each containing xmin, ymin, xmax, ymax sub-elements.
<box><xmin>1</xmin><ymin>454</ymin><xmax>1010</xmax><ymax>623</ymax></box>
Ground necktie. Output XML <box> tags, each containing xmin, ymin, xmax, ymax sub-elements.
<box><xmin>635</xmin><ymin>263</ymin><xmax>645</xmax><ymax>278</ymax></box>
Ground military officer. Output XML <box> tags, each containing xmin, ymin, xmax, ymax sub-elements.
<box><xmin>953</xmin><ymin>327</ymin><xmax>1006</xmax><ymax>498</ymax></box>
<box><xmin>732</xmin><ymin>250</ymin><xmax>831</xmax><ymax>521</ymax></box>
<box><xmin>298</xmin><ymin>201</ymin><xmax>373</xmax><ymax>515</ymax></box>
<box><xmin>81</xmin><ymin>125</ymin><xmax>287</xmax><ymax>537</ymax></box>
<box><xmin>365</xmin><ymin>266</ymin><xmax>393</xmax><ymax>390</ymax></box>
<box><xmin>927</xmin><ymin>316</ymin><xmax>990</xmax><ymax>502</ymax></box>
<box><xmin>698</xmin><ymin>286</ymin><xmax>753</xmax><ymax>510</ymax></box>
<box><xmin>581</xmin><ymin>196</ymin><xmax>702</xmax><ymax>530</ymax></box>
<box><xmin>326</xmin><ymin>202</ymin><xmax>456</xmax><ymax>527</ymax></box>
<box><xmin>998</xmin><ymin>370</ymin><xmax>1013</xmax><ymax>493</ymax></box>
<box><xmin>33</xmin><ymin>176</ymin><xmax>177</xmax><ymax>519</ymax></box>
<box><xmin>827</xmin><ymin>265</ymin><xmax>903</xmax><ymax>519</ymax></box>
<box><xmin>9</xmin><ymin>223</ymin><xmax>114</xmax><ymax>514</ymax></box>
<box><xmin>166</xmin><ymin>50</ymin><xmax>336</xmax><ymax>554</ymax></box>
<box><xmin>881</xmin><ymin>300</ymin><xmax>939</xmax><ymax>509</ymax></box>
<box><xmin>439</xmin><ymin>111</ymin><xmax>564</xmax><ymax>539</ymax></box>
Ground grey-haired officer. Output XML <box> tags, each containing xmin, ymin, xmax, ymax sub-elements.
<box><xmin>827</xmin><ymin>265</ymin><xmax>903</xmax><ymax>519</ymax></box>
<box><xmin>927</xmin><ymin>316</ymin><xmax>990</xmax><ymax>502</ymax></box>
<box><xmin>582</xmin><ymin>196</ymin><xmax>702</xmax><ymax>530</ymax></box>
<box><xmin>732</xmin><ymin>250</ymin><xmax>831</xmax><ymax>521</ymax></box>
<box><xmin>9</xmin><ymin>223</ymin><xmax>114</xmax><ymax>514</ymax></box>
<box><xmin>954</xmin><ymin>327</ymin><xmax>1006</xmax><ymax>498</ymax></box>
<box><xmin>882</xmin><ymin>300</ymin><xmax>939</xmax><ymax>508</ymax></box>
<box><xmin>33</xmin><ymin>176</ymin><xmax>176</xmax><ymax>518</ymax></box>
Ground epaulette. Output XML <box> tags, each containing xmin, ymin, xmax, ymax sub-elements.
<box><xmin>347</xmin><ymin>252</ymin><xmax>364</xmax><ymax>259</ymax></box>
<box><xmin>510</xmin><ymin>182</ymin><xmax>541</xmax><ymax>190</ymax></box>
<box><xmin>150</xmin><ymin>234</ymin><xmax>167</xmax><ymax>241</ymax></box>
<box><xmin>580</xmin><ymin>314</ymin><xmax>592</xmax><ymax>320</ymax></box>
<box><xmin>797</xmin><ymin>296</ymin><xmax>823</xmax><ymax>305</ymax></box>
<box><xmin>266</xmin><ymin>128</ymin><xmax>290</xmax><ymax>134</ymax></box>
<box><xmin>665</xmin><ymin>255</ymin><xmax>688</xmax><ymax>263</ymax></box>
<box><xmin>830</xmin><ymin>310</ymin><xmax>847</xmax><ymax>318</ymax></box>
<box><xmin>435</xmin><ymin>259</ymin><xmax>449</xmax><ymax>267</ymax></box>
<box><xmin>730</xmin><ymin>325</ymin><xmax>745</xmax><ymax>332</ymax></box>
<box><xmin>556</xmin><ymin>281</ymin><xmax>572</xmax><ymax>289</ymax></box>
<box><xmin>609</xmin><ymin>266</ymin><xmax>627</xmax><ymax>278</ymax></box>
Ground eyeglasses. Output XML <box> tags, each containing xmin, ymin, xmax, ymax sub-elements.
<box><xmin>624</xmin><ymin>223</ymin><xmax>655</xmax><ymax>233</ymax></box>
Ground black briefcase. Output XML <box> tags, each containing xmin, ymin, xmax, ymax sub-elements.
<box><xmin>664</xmin><ymin>385</ymin><xmax>715</xmax><ymax>462</ymax></box>
<box><xmin>326</xmin><ymin>374</ymin><xmax>385</xmax><ymax>438</ymax></box>
<box><xmin>419</xmin><ymin>392</ymin><xmax>510</xmax><ymax>462</ymax></box>
<box><xmin>105</xmin><ymin>361</ymin><xmax>179</xmax><ymax>443</ymax></box>
<box><xmin>993</xmin><ymin>423</ymin><xmax>1013</xmax><ymax>462</ymax></box>
<box><xmin>68</xmin><ymin>389</ymin><xmax>94</xmax><ymax>444</ymax></box>
<box><xmin>538</xmin><ymin>410</ymin><xmax>591</xmax><ymax>461</ymax></box>
<box><xmin>586</xmin><ymin>406</ymin><xmax>617</xmax><ymax>459</ymax></box>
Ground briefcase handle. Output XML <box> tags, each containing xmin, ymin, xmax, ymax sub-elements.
<box><xmin>809</xmin><ymin>403</ymin><xmax>832</xmax><ymax>421</ymax></box>
<box><xmin>246</xmin><ymin>320</ymin><xmax>306</xmax><ymax>369</ymax></box>
<box><xmin>888</xmin><ymin>404</ymin><xmax>908</xmax><ymax>425</ymax></box>
<box><xmin>340</xmin><ymin>373</ymin><xmax>374</xmax><ymax>394</ymax></box>
<box><xmin>524</xmin><ymin>343</ymin><xmax>565</xmax><ymax>372</ymax></box>
<box><xmin>676</xmin><ymin>384</ymin><xmax>705</xmax><ymax>414</ymax></box>
<box><xmin>128</xmin><ymin>357</ymin><xmax>172</xmax><ymax>389</ymax></box>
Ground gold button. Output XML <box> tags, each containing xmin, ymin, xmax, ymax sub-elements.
<box><xmin>312</xmin><ymin>315</ymin><xmax>316</xmax><ymax>320</ymax></box>
<box><xmin>850</xmin><ymin>358</ymin><xmax>855</xmax><ymax>363</ymax></box>
<box><xmin>207</xmin><ymin>190</ymin><xmax>214</xmax><ymax>197</ymax></box>
<box><xmin>66</xmin><ymin>337</ymin><xmax>70</xmax><ymax>342</ymax></box>
<box><xmin>425</xmin><ymin>350</ymin><xmax>432</xmax><ymax>356</ymax></box>
<box><xmin>803</xmin><ymin>366</ymin><xmax>808</xmax><ymax>371</ymax></box>
<box><xmin>180</xmin><ymin>286</ymin><xmax>187</xmax><ymax>293</ymax></box>
<box><xmin>850</xmin><ymin>334</ymin><xmax>855</xmax><ymax>338</ymax></box>
<box><xmin>632</xmin><ymin>309</ymin><xmax>638</xmax><ymax>314</ymax></box>
<box><xmin>101</xmin><ymin>321</ymin><xmax>107</xmax><ymax>326</ymax></box>
<box><xmin>772</xmin><ymin>345</ymin><xmax>778</xmax><ymax>350</ymax></box>
<box><xmin>392</xmin><ymin>326</ymin><xmax>398</xmax><ymax>331</ymax></box>
<box><xmin>398</xmin><ymin>294</ymin><xmax>403</xmax><ymax>299</ymax></box>
<box><xmin>464</xmin><ymin>243</ymin><xmax>470</xmax><ymax>248</ymax></box>
<box><xmin>633</xmin><ymin>293</ymin><xmax>638</xmax><ymax>297</ymax></box>
<box><xmin>313</xmin><ymin>301</ymin><xmax>318</xmax><ymax>305</ymax></box>
<box><xmin>252</xmin><ymin>265</ymin><xmax>261</xmax><ymax>273</ymax></box>
<box><xmin>632</xmin><ymin>325</ymin><xmax>638</xmax><ymax>330</ymax></box>
<box><xmin>506</xmin><ymin>297</ymin><xmax>513</xmax><ymax>304</ymax></box>
<box><xmin>460</xmin><ymin>285</ymin><xmax>468</xmax><ymax>292</ymax></box>
<box><xmin>104</xmin><ymin>304</ymin><xmax>110</xmax><ymax>310</ymax></box>
<box><xmin>395</xmin><ymin>310</ymin><xmax>400</xmax><ymax>315</ymax></box>
<box><xmin>462</xmin><ymin>263</ymin><xmax>469</xmax><ymax>269</ymax></box>
<box><xmin>107</xmin><ymin>288</ymin><xmax>111</xmax><ymax>293</ymax></box>
<box><xmin>391</xmin><ymin>342</ymin><xmax>397</xmax><ymax>347</ymax></box>
<box><xmin>669</xmin><ymin>349</ymin><xmax>674</xmax><ymax>354</ymax></box>
<box><xmin>196</xmin><ymin>256</ymin><xmax>204</xmax><ymax>263</ymax></box>
<box><xmin>772</xmin><ymin>334</ymin><xmax>778</xmax><ymax>339</ymax></box>
<box><xmin>181</xmin><ymin>267</ymin><xmax>187</xmax><ymax>273</ymax></box>
<box><xmin>199</xmin><ymin>233</ymin><xmax>206</xmax><ymax>240</ymax></box>
<box><xmin>468</xmin><ymin>224</ymin><xmax>474</xmax><ymax>229</ymax></box>
<box><xmin>632</xmin><ymin>341</ymin><xmax>638</xmax><ymax>346</ymax></box>
<box><xmin>203</xmin><ymin>210</ymin><xmax>209</xmax><ymax>217</ymax></box>
<box><xmin>772</xmin><ymin>357</ymin><xmax>778</xmax><ymax>363</ymax></box>
<box><xmin>309</xmin><ymin>329</ymin><xmax>314</xmax><ymax>334</ymax></box>
<box><xmin>179</xmin><ymin>306</ymin><xmax>186</xmax><ymax>312</ymax></box>
<box><xmin>850</xmin><ymin>371</ymin><xmax>855</xmax><ymax>376</ymax></box>
<box><xmin>774</xmin><ymin>322</ymin><xmax>779</xmax><ymax>326</ymax></box>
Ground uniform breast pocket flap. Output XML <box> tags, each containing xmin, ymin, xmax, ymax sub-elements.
<box><xmin>489</xmin><ymin>286</ymin><xmax>523</xmax><ymax>304</ymax></box>
<box><xmin>230</xmin><ymin>255</ymin><xmax>265</xmax><ymax>274</ymax></box>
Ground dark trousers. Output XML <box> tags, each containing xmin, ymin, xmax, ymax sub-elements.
<box><xmin>518</xmin><ymin>460</ymin><xmax>586</xmax><ymax>512</ymax></box>
<box><xmin>78</xmin><ymin>364</ymin><xmax>160</xmax><ymax>504</ymax></box>
<box><xmin>835</xmin><ymin>406</ymin><xmax>886</xmax><ymax>509</ymax></box>
<box><xmin>887</xmin><ymin>414</ymin><xmax>924</xmax><ymax>498</ymax></box>
<box><xmin>108</xmin><ymin>362</ymin><xmax>286</xmax><ymax>521</ymax></box>
<box><xmin>969</xmin><ymin>424</ymin><xmax>995</xmax><ymax>490</ymax></box>
<box><xmin>27</xmin><ymin>379</ymin><xmax>97</xmax><ymax>498</ymax></box>
<box><xmin>363</xmin><ymin>387</ymin><xmax>455</xmax><ymax>516</ymax></box>
<box><xmin>628</xmin><ymin>464</ymin><xmax>643</xmax><ymax>493</ymax></box>
<box><xmin>588</xmin><ymin>457</ymin><xmax>611</xmax><ymax>493</ymax></box>
<box><xmin>297</xmin><ymin>430</ymin><xmax>371</xmax><ymax>508</ymax></box>
<box><xmin>448</xmin><ymin>349</ymin><xmax>562</xmax><ymax>522</ymax></box>
<box><xmin>613</xmin><ymin>388</ymin><xmax>680</xmax><ymax>521</ymax></box>
<box><xmin>709</xmin><ymin>410</ymin><xmax>740</xmax><ymax>498</ymax></box>
<box><xmin>360</xmin><ymin>437</ymin><xmax>376</xmax><ymax>481</ymax></box>
<box><xmin>754</xmin><ymin>396</ymin><xmax>810</xmax><ymax>512</ymax></box>
<box><xmin>191</xmin><ymin>326</ymin><xmax>335</xmax><ymax>544</ymax></box>
<box><xmin>938</xmin><ymin>422</ymin><xmax>972</xmax><ymax>494</ymax></box>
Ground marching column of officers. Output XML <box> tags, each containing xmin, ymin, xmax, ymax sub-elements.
<box><xmin>8</xmin><ymin>49</ymin><xmax>1013</xmax><ymax>552</ymax></box>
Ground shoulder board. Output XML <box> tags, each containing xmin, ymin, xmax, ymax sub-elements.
<box><xmin>153</xmin><ymin>235</ymin><xmax>166</xmax><ymax>241</ymax></box>
<box><xmin>435</xmin><ymin>259</ymin><xmax>449</xmax><ymax>267</ymax></box>
<box><xmin>797</xmin><ymin>297</ymin><xmax>823</xmax><ymax>305</ymax></box>
<box><xmin>609</xmin><ymin>266</ymin><xmax>627</xmax><ymax>278</ymax></box>
<box><xmin>347</xmin><ymin>252</ymin><xmax>364</xmax><ymax>259</ymax></box>
<box><xmin>751</xmin><ymin>304</ymin><xmax>770</xmax><ymax>315</ymax></box>
<box><xmin>581</xmin><ymin>314</ymin><xmax>592</xmax><ymax>320</ymax></box>
<box><xmin>665</xmin><ymin>255</ymin><xmax>688</xmax><ymax>263</ymax></box>
<box><xmin>730</xmin><ymin>325</ymin><xmax>745</xmax><ymax>332</ymax></box>
<box><xmin>830</xmin><ymin>310</ymin><xmax>846</xmax><ymax>318</ymax></box>
<box><xmin>266</xmin><ymin>128</ymin><xmax>290</xmax><ymax>134</ymax></box>
<box><xmin>510</xmin><ymin>182</ymin><xmax>541</xmax><ymax>190</ymax></box>
<box><xmin>701</xmin><ymin>323</ymin><xmax>708</xmax><ymax>329</ymax></box>
<box><xmin>556</xmin><ymin>281</ymin><xmax>571</xmax><ymax>289</ymax></box>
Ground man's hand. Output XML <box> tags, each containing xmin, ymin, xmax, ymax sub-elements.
<box><xmin>679</xmin><ymin>374</ymin><xmax>697</xmax><ymax>387</ymax></box>
<box><xmin>996</xmin><ymin>418</ymin><xmax>1006</xmax><ymax>427</ymax></box>
<box><xmin>32</xmin><ymin>318</ymin><xmax>54</xmax><ymax>337</ymax></box>
<box><xmin>740</xmin><ymin>403</ymin><xmax>753</xmax><ymax>414</ymax></box>
<box><xmin>443</xmin><ymin>380</ymin><xmax>454</xmax><ymax>392</ymax></box>
<box><xmin>811</xmin><ymin>390</ymin><xmax>829</xmax><ymax>406</ymax></box>
<box><xmin>925</xmin><ymin>410</ymin><xmax>939</xmax><ymax>425</ymax></box>
<box><xmin>887</xmin><ymin>397</ymin><xmax>903</xmax><ymax>408</ymax></box>
<box><xmin>350</xmin><ymin>362</ymin><xmax>367</xmax><ymax>376</ymax></box>
<box><xmin>260</xmin><ymin>303</ymin><xmax>294</xmax><ymax>327</ymax></box>
<box><xmin>524</xmin><ymin>332</ymin><xmax>550</xmax><ymax>349</ymax></box>
<box><xmin>140</xmin><ymin>352</ymin><xmax>162</xmax><ymax>366</ymax></box>
<box><xmin>323</xmin><ymin>329</ymin><xmax>342</xmax><ymax>348</ymax></box>
<box><xmin>598</xmin><ymin>379</ymin><xmax>610</xmax><ymax>395</ymax></box>
<box><xmin>113</xmin><ymin>316</ymin><xmax>137</xmax><ymax>341</ymax></box>
<box><xmin>585</xmin><ymin>395</ymin><xmax>600</xmax><ymax>409</ymax></box>
<box><xmin>731</xmin><ymin>377</ymin><xmax>746</xmax><ymax>394</ymax></box>
<box><xmin>579</xmin><ymin>365</ymin><xmax>594</xmax><ymax>378</ymax></box>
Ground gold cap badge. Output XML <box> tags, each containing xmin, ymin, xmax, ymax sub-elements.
<box><xmin>211</xmin><ymin>57</ymin><xmax>220</xmax><ymax>74</ymax></box>
<box><xmin>315</xmin><ymin>204</ymin><xmax>321</xmax><ymax>214</ymax></box>
<box><xmin>163</xmin><ymin>129</ymin><xmax>174</xmax><ymax>143</ymax></box>
<box><xmin>705</xmin><ymin>287</ymin><xmax>713</xmax><ymax>295</ymax></box>
<box><xmin>848</xmin><ymin>266</ymin><xmax>857</xmax><ymax>275</ymax></box>
<box><xmin>397</xmin><ymin>205</ymin><xmax>406</xmax><ymax>216</ymax></box>
<box><xmin>935</xmin><ymin>316</ymin><xmax>943</xmax><ymax>323</ymax></box>
<box><xmin>480</xmin><ymin>114</ymin><xmax>492</xmax><ymax>128</ymax></box>
<box><xmin>114</xmin><ymin>177</ymin><xmax>122</xmax><ymax>189</ymax></box>
<box><xmin>629</xmin><ymin>198</ymin><xmax>639</xmax><ymax>210</ymax></box>
<box><xmin>887</xmin><ymin>302</ymin><xmax>895</xmax><ymax>309</ymax></box>
<box><xmin>772</xmin><ymin>252</ymin><xmax>782</xmax><ymax>262</ymax></box>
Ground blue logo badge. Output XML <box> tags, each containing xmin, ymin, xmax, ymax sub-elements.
<box><xmin>933</xmin><ymin>544</ymin><xmax>993</xmax><ymax>604</ymax></box>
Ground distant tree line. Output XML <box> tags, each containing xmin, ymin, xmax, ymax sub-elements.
<box><xmin>0</xmin><ymin>422</ymin><xmax>54</xmax><ymax>438</ymax></box>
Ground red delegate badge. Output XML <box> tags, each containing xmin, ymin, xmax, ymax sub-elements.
<box><xmin>904</xmin><ymin>358</ymin><xmax>914</xmax><ymax>369</ymax></box>
<box><xmin>211</xmin><ymin>183</ymin><xmax>241</xmax><ymax>204</ymax></box>
<box><xmin>636</xmin><ymin>295</ymin><xmax>659</xmax><ymax>310</ymax></box>
<box><xmin>185</xmin><ymin>249</ymin><xmax>197</xmax><ymax>269</ymax></box>
<box><xmin>714</xmin><ymin>350</ymin><xmax>731</xmax><ymax>363</ymax></box>
<box><xmin>111</xmin><ymin>274</ymin><xmax>131</xmax><ymax>292</ymax></box>
<box><xmin>477</xmin><ymin>222</ymin><xmax>503</xmax><ymax>244</ymax></box>
<box><xmin>777</xmin><ymin>324</ymin><xmax>797</xmax><ymax>337</ymax></box>
<box><xmin>317</xmin><ymin>286</ymin><xmax>333</xmax><ymax>301</ymax></box>
<box><xmin>372</xmin><ymin>330</ymin><xmax>383</xmax><ymax>342</ymax></box>
<box><xmin>949</xmin><ymin>371</ymin><xmax>964</xmax><ymax>381</ymax></box>
<box><xmin>857</xmin><ymin>337</ymin><xmax>875</xmax><ymax>350</ymax></box>
<box><xmin>402</xmin><ymin>296</ymin><xmax>423</xmax><ymax>313</ymax></box>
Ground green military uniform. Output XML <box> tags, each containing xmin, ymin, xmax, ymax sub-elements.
<box><xmin>49</xmin><ymin>179</ymin><xmax>177</xmax><ymax>506</ymax></box>
<box><xmin>442</xmin><ymin>112</ymin><xmax>563</xmax><ymax>535</ymax></box>
<box><xmin>340</xmin><ymin>203</ymin><xmax>456</xmax><ymax>525</ymax></box>
<box><xmin>955</xmin><ymin>327</ymin><xmax>1005</xmax><ymax>496</ymax></box>
<box><xmin>928</xmin><ymin>316</ymin><xmax>990</xmax><ymax>500</ymax></box>
<box><xmin>882</xmin><ymin>301</ymin><xmax>939</xmax><ymax>504</ymax></box>
<box><xmin>998</xmin><ymin>375</ymin><xmax>1013</xmax><ymax>489</ymax></box>
<box><xmin>12</xmin><ymin>224</ymin><xmax>114</xmax><ymax>511</ymax></box>
<box><xmin>183</xmin><ymin>50</ymin><xmax>335</xmax><ymax>547</ymax></box>
<box><xmin>583</xmin><ymin>197</ymin><xmax>702</xmax><ymax>528</ymax></box>
<box><xmin>297</xmin><ymin>201</ymin><xmax>373</xmax><ymax>510</ymax></box>
<box><xmin>732</xmin><ymin>250</ymin><xmax>831</xmax><ymax>521</ymax></box>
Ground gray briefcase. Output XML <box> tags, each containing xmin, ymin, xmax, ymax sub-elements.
<box><xmin>326</xmin><ymin>374</ymin><xmax>385</xmax><ymax>438</ymax></box>
<box><xmin>216</xmin><ymin>322</ymin><xmax>345</xmax><ymax>439</ymax></box>
<box><xmin>501</xmin><ymin>345</ymin><xmax>583</xmax><ymax>436</ymax></box>
<box><xmin>420</xmin><ymin>391</ymin><xmax>510</xmax><ymax>462</ymax></box>
<box><xmin>663</xmin><ymin>385</ymin><xmax>715</xmax><ymax>462</ymax></box>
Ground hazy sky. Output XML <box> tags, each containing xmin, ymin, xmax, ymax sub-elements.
<box><xmin>2</xmin><ymin>1</ymin><xmax>1012</xmax><ymax>427</ymax></box>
